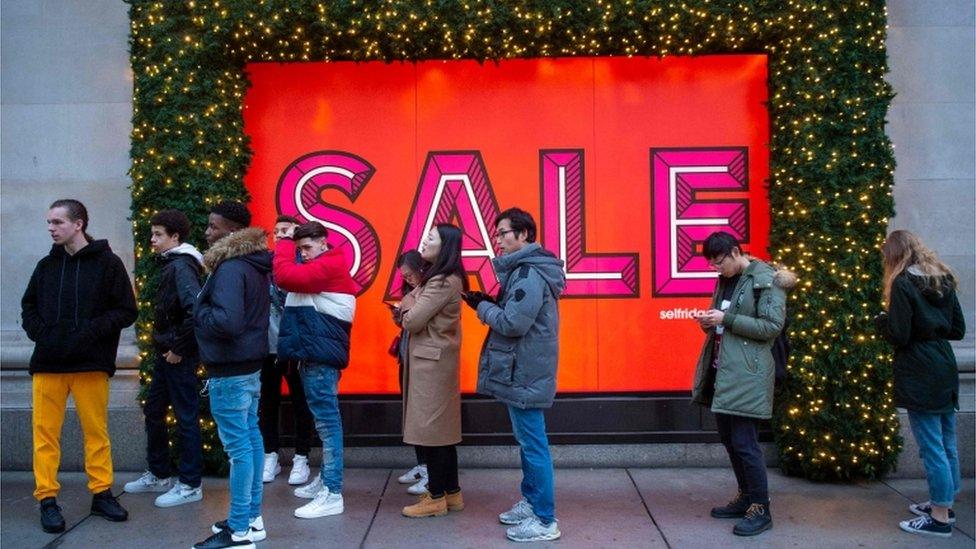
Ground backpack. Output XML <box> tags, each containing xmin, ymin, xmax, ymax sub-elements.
<box><xmin>754</xmin><ymin>288</ymin><xmax>791</xmax><ymax>384</ymax></box>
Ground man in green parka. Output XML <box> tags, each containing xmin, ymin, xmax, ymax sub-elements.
<box><xmin>690</xmin><ymin>231</ymin><xmax>795</xmax><ymax>537</ymax></box>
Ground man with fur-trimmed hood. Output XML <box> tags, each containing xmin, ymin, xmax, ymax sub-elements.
<box><xmin>691</xmin><ymin>231</ymin><xmax>796</xmax><ymax>538</ymax></box>
<box><xmin>192</xmin><ymin>200</ymin><xmax>272</xmax><ymax>549</ymax></box>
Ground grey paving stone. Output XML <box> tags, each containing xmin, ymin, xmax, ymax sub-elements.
<box><xmin>364</xmin><ymin>468</ymin><xmax>665</xmax><ymax>548</ymax></box>
<box><xmin>0</xmin><ymin>472</ymin><xmax>101</xmax><ymax>549</ymax></box>
<box><xmin>883</xmin><ymin>477</ymin><xmax>976</xmax><ymax>539</ymax></box>
<box><xmin>629</xmin><ymin>467</ymin><xmax>975</xmax><ymax>548</ymax></box>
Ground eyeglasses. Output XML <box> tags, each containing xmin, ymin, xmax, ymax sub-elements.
<box><xmin>707</xmin><ymin>255</ymin><xmax>728</xmax><ymax>268</ymax></box>
<box><xmin>493</xmin><ymin>229</ymin><xmax>516</xmax><ymax>239</ymax></box>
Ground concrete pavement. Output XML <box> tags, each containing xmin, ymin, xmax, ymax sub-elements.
<box><xmin>1</xmin><ymin>468</ymin><xmax>972</xmax><ymax>548</ymax></box>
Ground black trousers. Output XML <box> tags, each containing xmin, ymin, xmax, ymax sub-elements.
<box><xmin>144</xmin><ymin>355</ymin><xmax>203</xmax><ymax>487</ymax></box>
<box><xmin>259</xmin><ymin>355</ymin><xmax>314</xmax><ymax>456</ymax></box>
<box><xmin>715</xmin><ymin>412</ymin><xmax>769</xmax><ymax>506</ymax></box>
<box><xmin>421</xmin><ymin>445</ymin><xmax>459</xmax><ymax>497</ymax></box>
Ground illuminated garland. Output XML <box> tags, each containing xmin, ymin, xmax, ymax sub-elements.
<box><xmin>127</xmin><ymin>0</ymin><xmax>900</xmax><ymax>480</ymax></box>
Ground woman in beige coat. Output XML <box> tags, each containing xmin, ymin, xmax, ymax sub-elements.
<box><xmin>398</xmin><ymin>224</ymin><xmax>468</xmax><ymax>518</ymax></box>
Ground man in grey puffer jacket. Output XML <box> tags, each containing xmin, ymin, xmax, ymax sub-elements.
<box><xmin>462</xmin><ymin>207</ymin><xmax>566</xmax><ymax>543</ymax></box>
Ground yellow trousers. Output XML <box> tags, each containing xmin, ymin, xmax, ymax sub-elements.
<box><xmin>32</xmin><ymin>372</ymin><xmax>114</xmax><ymax>500</ymax></box>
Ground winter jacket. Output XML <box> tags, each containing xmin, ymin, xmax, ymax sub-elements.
<box><xmin>272</xmin><ymin>239</ymin><xmax>356</xmax><ymax>369</ymax></box>
<box><xmin>21</xmin><ymin>239</ymin><xmax>137</xmax><ymax>376</ymax></box>
<box><xmin>476</xmin><ymin>243</ymin><xmax>566</xmax><ymax>409</ymax></box>
<box><xmin>152</xmin><ymin>244</ymin><xmax>203</xmax><ymax>358</ymax></box>
<box><xmin>877</xmin><ymin>268</ymin><xmax>966</xmax><ymax>413</ymax></box>
<box><xmin>691</xmin><ymin>260</ymin><xmax>795</xmax><ymax>419</ymax></box>
<box><xmin>401</xmin><ymin>274</ymin><xmax>463</xmax><ymax>446</ymax></box>
<box><xmin>194</xmin><ymin>229</ymin><xmax>272</xmax><ymax>377</ymax></box>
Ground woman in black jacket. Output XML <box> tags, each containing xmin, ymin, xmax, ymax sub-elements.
<box><xmin>877</xmin><ymin>230</ymin><xmax>965</xmax><ymax>539</ymax></box>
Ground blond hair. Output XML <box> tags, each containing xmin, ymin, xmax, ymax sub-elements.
<box><xmin>881</xmin><ymin>230</ymin><xmax>956</xmax><ymax>306</ymax></box>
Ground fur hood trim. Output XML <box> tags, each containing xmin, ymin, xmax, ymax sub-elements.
<box><xmin>203</xmin><ymin>228</ymin><xmax>269</xmax><ymax>272</ymax></box>
<box><xmin>773</xmin><ymin>267</ymin><xmax>798</xmax><ymax>290</ymax></box>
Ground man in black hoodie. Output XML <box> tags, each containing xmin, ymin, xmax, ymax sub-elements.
<box><xmin>192</xmin><ymin>201</ymin><xmax>272</xmax><ymax>549</ymax></box>
<box><xmin>124</xmin><ymin>209</ymin><xmax>205</xmax><ymax>508</ymax></box>
<box><xmin>21</xmin><ymin>199</ymin><xmax>137</xmax><ymax>533</ymax></box>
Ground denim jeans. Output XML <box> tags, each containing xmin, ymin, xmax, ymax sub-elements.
<box><xmin>144</xmin><ymin>355</ymin><xmax>202</xmax><ymax>487</ymax></box>
<box><xmin>714</xmin><ymin>412</ymin><xmax>769</xmax><ymax>506</ymax></box>
<box><xmin>208</xmin><ymin>372</ymin><xmax>263</xmax><ymax>533</ymax></box>
<box><xmin>907</xmin><ymin>410</ymin><xmax>961</xmax><ymax>507</ymax></box>
<box><xmin>300</xmin><ymin>363</ymin><xmax>344</xmax><ymax>493</ymax></box>
<box><xmin>507</xmin><ymin>405</ymin><xmax>556</xmax><ymax>523</ymax></box>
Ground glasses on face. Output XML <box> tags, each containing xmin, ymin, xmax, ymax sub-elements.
<box><xmin>708</xmin><ymin>255</ymin><xmax>728</xmax><ymax>268</ymax></box>
<box><xmin>494</xmin><ymin>229</ymin><xmax>516</xmax><ymax>240</ymax></box>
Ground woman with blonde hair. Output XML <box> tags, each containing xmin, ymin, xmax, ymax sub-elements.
<box><xmin>876</xmin><ymin>230</ymin><xmax>965</xmax><ymax>539</ymax></box>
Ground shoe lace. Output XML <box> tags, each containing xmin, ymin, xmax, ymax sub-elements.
<box><xmin>513</xmin><ymin>499</ymin><xmax>532</xmax><ymax>516</ymax></box>
<box><xmin>727</xmin><ymin>492</ymin><xmax>746</xmax><ymax>507</ymax></box>
<box><xmin>313</xmin><ymin>487</ymin><xmax>333</xmax><ymax>503</ymax></box>
<box><xmin>744</xmin><ymin>503</ymin><xmax>766</xmax><ymax>519</ymax></box>
<box><xmin>907</xmin><ymin>515</ymin><xmax>932</xmax><ymax>528</ymax></box>
<box><xmin>139</xmin><ymin>470</ymin><xmax>157</xmax><ymax>483</ymax></box>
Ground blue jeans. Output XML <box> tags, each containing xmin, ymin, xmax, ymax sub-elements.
<box><xmin>144</xmin><ymin>355</ymin><xmax>202</xmax><ymax>487</ymax></box>
<box><xmin>208</xmin><ymin>372</ymin><xmax>263</xmax><ymax>533</ymax></box>
<box><xmin>907</xmin><ymin>410</ymin><xmax>961</xmax><ymax>507</ymax></box>
<box><xmin>300</xmin><ymin>363</ymin><xmax>344</xmax><ymax>493</ymax></box>
<box><xmin>508</xmin><ymin>405</ymin><xmax>556</xmax><ymax>523</ymax></box>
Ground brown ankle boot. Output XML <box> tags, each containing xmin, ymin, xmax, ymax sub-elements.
<box><xmin>402</xmin><ymin>493</ymin><xmax>448</xmax><ymax>518</ymax></box>
<box><xmin>446</xmin><ymin>490</ymin><xmax>464</xmax><ymax>512</ymax></box>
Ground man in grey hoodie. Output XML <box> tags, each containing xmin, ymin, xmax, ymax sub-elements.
<box><xmin>462</xmin><ymin>207</ymin><xmax>566</xmax><ymax>543</ymax></box>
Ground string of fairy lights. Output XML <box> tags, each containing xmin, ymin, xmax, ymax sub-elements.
<box><xmin>126</xmin><ymin>0</ymin><xmax>900</xmax><ymax>480</ymax></box>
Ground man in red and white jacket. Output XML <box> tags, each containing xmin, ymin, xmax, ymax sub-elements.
<box><xmin>272</xmin><ymin>221</ymin><xmax>355</xmax><ymax>520</ymax></box>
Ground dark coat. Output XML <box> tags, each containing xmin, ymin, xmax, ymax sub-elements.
<box><xmin>877</xmin><ymin>270</ymin><xmax>966</xmax><ymax>413</ymax></box>
<box><xmin>21</xmin><ymin>239</ymin><xmax>137</xmax><ymax>376</ymax></box>
<box><xmin>476</xmin><ymin>244</ymin><xmax>566</xmax><ymax>409</ymax></box>
<box><xmin>194</xmin><ymin>228</ymin><xmax>272</xmax><ymax>377</ymax></box>
<box><xmin>152</xmin><ymin>245</ymin><xmax>203</xmax><ymax>358</ymax></box>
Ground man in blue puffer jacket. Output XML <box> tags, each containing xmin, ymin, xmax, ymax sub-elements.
<box><xmin>463</xmin><ymin>207</ymin><xmax>566</xmax><ymax>543</ymax></box>
<box><xmin>192</xmin><ymin>201</ymin><xmax>272</xmax><ymax>549</ymax></box>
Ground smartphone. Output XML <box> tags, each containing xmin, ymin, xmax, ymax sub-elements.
<box><xmin>384</xmin><ymin>301</ymin><xmax>401</xmax><ymax>310</ymax></box>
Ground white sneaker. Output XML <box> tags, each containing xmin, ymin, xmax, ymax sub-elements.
<box><xmin>124</xmin><ymin>471</ymin><xmax>172</xmax><ymax>493</ymax></box>
<box><xmin>288</xmin><ymin>455</ymin><xmax>310</xmax><ymax>485</ymax></box>
<box><xmin>406</xmin><ymin>476</ymin><xmax>429</xmax><ymax>495</ymax></box>
<box><xmin>506</xmin><ymin>516</ymin><xmax>561</xmax><ymax>542</ymax></box>
<box><xmin>398</xmin><ymin>464</ymin><xmax>427</xmax><ymax>484</ymax></box>
<box><xmin>211</xmin><ymin>515</ymin><xmax>266</xmax><ymax>542</ymax></box>
<box><xmin>154</xmin><ymin>481</ymin><xmax>203</xmax><ymax>508</ymax></box>
<box><xmin>294</xmin><ymin>487</ymin><xmax>344</xmax><ymax>518</ymax></box>
<box><xmin>262</xmin><ymin>452</ymin><xmax>281</xmax><ymax>483</ymax></box>
<box><xmin>498</xmin><ymin>498</ymin><xmax>534</xmax><ymax>525</ymax></box>
<box><xmin>294</xmin><ymin>476</ymin><xmax>323</xmax><ymax>499</ymax></box>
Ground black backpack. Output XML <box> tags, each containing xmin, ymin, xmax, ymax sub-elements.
<box><xmin>754</xmin><ymin>288</ymin><xmax>791</xmax><ymax>384</ymax></box>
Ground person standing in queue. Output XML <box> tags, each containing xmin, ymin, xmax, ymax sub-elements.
<box><xmin>23</xmin><ymin>199</ymin><xmax>137</xmax><ymax>533</ymax></box>
<box><xmin>398</xmin><ymin>225</ymin><xmax>467</xmax><ymax>518</ymax></box>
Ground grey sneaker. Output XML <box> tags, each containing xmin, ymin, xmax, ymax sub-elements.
<box><xmin>294</xmin><ymin>476</ymin><xmax>323</xmax><ymax>499</ymax></box>
<box><xmin>123</xmin><ymin>471</ymin><xmax>172</xmax><ymax>493</ymax></box>
<box><xmin>498</xmin><ymin>499</ymin><xmax>534</xmax><ymax>525</ymax></box>
<box><xmin>506</xmin><ymin>516</ymin><xmax>561</xmax><ymax>542</ymax></box>
<box><xmin>154</xmin><ymin>481</ymin><xmax>202</xmax><ymax>508</ymax></box>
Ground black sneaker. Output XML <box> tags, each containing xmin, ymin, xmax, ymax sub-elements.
<box><xmin>909</xmin><ymin>501</ymin><xmax>956</xmax><ymax>524</ymax></box>
<box><xmin>90</xmin><ymin>489</ymin><xmax>128</xmax><ymax>522</ymax></box>
<box><xmin>899</xmin><ymin>515</ymin><xmax>952</xmax><ymax>538</ymax></box>
<box><xmin>39</xmin><ymin>497</ymin><xmax>65</xmax><ymax>533</ymax></box>
<box><xmin>710</xmin><ymin>492</ymin><xmax>750</xmax><ymax>519</ymax></box>
<box><xmin>733</xmin><ymin>503</ymin><xmax>772</xmax><ymax>536</ymax></box>
<box><xmin>193</xmin><ymin>528</ymin><xmax>256</xmax><ymax>549</ymax></box>
<box><xmin>211</xmin><ymin>516</ymin><xmax>266</xmax><ymax>541</ymax></box>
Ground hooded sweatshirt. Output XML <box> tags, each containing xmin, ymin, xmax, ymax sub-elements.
<box><xmin>475</xmin><ymin>243</ymin><xmax>567</xmax><ymax>409</ymax></box>
<box><xmin>878</xmin><ymin>266</ymin><xmax>966</xmax><ymax>413</ymax></box>
<box><xmin>194</xmin><ymin>228</ymin><xmax>273</xmax><ymax>377</ymax></box>
<box><xmin>21</xmin><ymin>239</ymin><xmax>137</xmax><ymax>376</ymax></box>
<box><xmin>152</xmin><ymin>243</ymin><xmax>204</xmax><ymax>358</ymax></box>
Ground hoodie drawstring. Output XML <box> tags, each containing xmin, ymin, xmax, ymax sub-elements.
<box><xmin>74</xmin><ymin>260</ymin><xmax>81</xmax><ymax>329</ymax></box>
<box><xmin>55</xmin><ymin>257</ymin><xmax>67</xmax><ymax>323</ymax></box>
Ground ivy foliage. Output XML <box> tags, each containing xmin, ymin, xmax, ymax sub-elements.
<box><xmin>127</xmin><ymin>0</ymin><xmax>899</xmax><ymax>480</ymax></box>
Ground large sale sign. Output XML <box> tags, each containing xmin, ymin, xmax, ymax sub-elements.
<box><xmin>243</xmin><ymin>56</ymin><xmax>769</xmax><ymax>394</ymax></box>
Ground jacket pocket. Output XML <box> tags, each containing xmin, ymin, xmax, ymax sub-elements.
<box><xmin>413</xmin><ymin>344</ymin><xmax>442</xmax><ymax>361</ymax></box>
<box><xmin>486</xmin><ymin>340</ymin><xmax>517</xmax><ymax>386</ymax></box>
